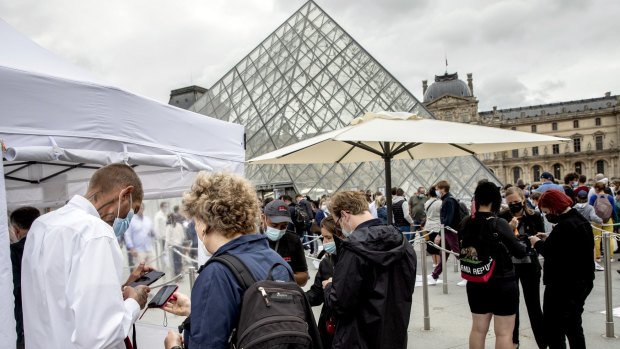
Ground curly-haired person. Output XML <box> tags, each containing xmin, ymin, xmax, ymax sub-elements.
<box><xmin>162</xmin><ymin>172</ymin><xmax>294</xmax><ymax>349</ymax></box>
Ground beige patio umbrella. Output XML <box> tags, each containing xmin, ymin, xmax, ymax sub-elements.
<box><xmin>248</xmin><ymin>111</ymin><xmax>569</xmax><ymax>223</ymax></box>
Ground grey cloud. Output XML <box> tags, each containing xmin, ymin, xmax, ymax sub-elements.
<box><xmin>1</xmin><ymin>0</ymin><xmax>619</xmax><ymax>112</ymax></box>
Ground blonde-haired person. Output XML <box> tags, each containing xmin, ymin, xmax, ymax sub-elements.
<box><xmin>322</xmin><ymin>190</ymin><xmax>417</xmax><ymax>349</ymax></box>
<box><xmin>162</xmin><ymin>172</ymin><xmax>294</xmax><ymax>349</ymax></box>
<box><xmin>498</xmin><ymin>187</ymin><xmax>546</xmax><ymax>349</ymax></box>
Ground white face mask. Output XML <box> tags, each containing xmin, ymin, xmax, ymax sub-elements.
<box><xmin>265</xmin><ymin>226</ymin><xmax>286</xmax><ymax>241</ymax></box>
<box><xmin>340</xmin><ymin>216</ymin><xmax>353</xmax><ymax>237</ymax></box>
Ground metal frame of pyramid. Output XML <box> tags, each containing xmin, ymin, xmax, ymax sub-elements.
<box><xmin>191</xmin><ymin>0</ymin><xmax>500</xmax><ymax>200</ymax></box>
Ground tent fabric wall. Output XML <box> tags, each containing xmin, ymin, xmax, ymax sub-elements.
<box><xmin>0</xmin><ymin>161</ymin><xmax>18</xmax><ymax>346</ymax></box>
<box><xmin>0</xmin><ymin>18</ymin><xmax>245</xmax><ymax>346</ymax></box>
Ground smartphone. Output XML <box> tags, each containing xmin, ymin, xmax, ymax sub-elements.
<box><xmin>148</xmin><ymin>285</ymin><xmax>178</xmax><ymax>308</ymax></box>
<box><xmin>128</xmin><ymin>270</ymin><xmax>165</xmax><ymax>287</ymax></box>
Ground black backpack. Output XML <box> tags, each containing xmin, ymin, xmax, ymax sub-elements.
<box><xmin>295</xmin><ymin>203</ymin><xmax>310</xmax><ymax>223</ymax></box>
<box><xmin>459</xmin><ymin>216</ymin><xmax>498</xmax><ymax>282</ymax></box>
<box><xmin>207</xmin><ymin>254</ymin><xmax>322</xmax><ymax>349</ymax></box>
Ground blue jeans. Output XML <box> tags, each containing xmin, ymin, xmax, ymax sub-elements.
<box><xmin>398</xmin><ymin>225</ymin><xmax>411</xmax><ymax>241</ymax></box>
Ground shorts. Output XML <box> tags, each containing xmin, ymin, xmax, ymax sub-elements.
<box><xmin>466</xmin><ymin>278</ymin><xmax>518</xmax><ymax>316</ymax></box>
<box><xmin>426</xmin><ymin>232</ymin><xmax>440</xmax><ymax>255</ymax></box>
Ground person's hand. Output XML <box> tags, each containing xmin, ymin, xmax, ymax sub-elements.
<box><xmin>322</xmin><ymin>277</ymin><xmax>333</xmax><ymax>289</ymax></box>
<box><xmin>124</xmin><ymin>262</ymin><xmax>154</xmax><ymax>286</ymax></box>
<box><xmin>123</xmin><ymin>285</ymin><xmax>150</xmax><ymax>309</ymax></box>
<box><xmin>162</xmin><ymin>291</ymin><xmax>191</xmax><ymax>316</ymax></box>
<box><xmin>164</xmin><ymin>330</ymin><xmax>183</xmax><ymax>349</ymax></box>
<box><xmin>535</xmin><ymin>232</ymin><xmax>548</xmax><ymax>241</ymax></box>
<box><xmin>509</xmin><ymin>217</ymin><xmax>519</xmax><ymax>230</ymax></box>
<box><xmin>528</xmin><ymin>235</ymin><xmax>541</xmax><ymax>247</ymax></box>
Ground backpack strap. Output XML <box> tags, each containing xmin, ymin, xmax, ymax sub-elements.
<box><xmin>206</xmin><ymin>254</ymin><xmax>256</xmax><ymax>290</ymax></box>
<box><xmin>266</xmin><ymin>262</ymin><xmax>295</xmax><ymax>281</ymax></box>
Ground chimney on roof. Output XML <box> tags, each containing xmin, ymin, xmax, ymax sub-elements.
<box><xmin>605</xmin><ymin>91</ymin><xmax>611</xmax><ymax>97</ymax></box>
<box><xmin>422</xmin><ymin>80</ymin><xmax>428</xmax><ymax>95</ymax></box>
<box><xmin>467</xmin><ymin>73</ymin><xmax>474</xmax><ymax>95</ymax></box>
<box><xmin>493</xmin><ymin>106</ymin><xmax>497</xmax><ymax>112</ymax></box>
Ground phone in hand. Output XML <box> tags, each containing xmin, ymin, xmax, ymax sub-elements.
<box><xmin>148</xmin><ymin>285</ymin><xmax>178</xmax><ymax>308</ymax></box>
<box><xmin>128</xmin><ymin>270</ymin><xmax>165</xmax><ymax>287</ymax></box>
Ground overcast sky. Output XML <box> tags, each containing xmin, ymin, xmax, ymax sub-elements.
<box><xmin>2</xmin><ymin>0</ymin><xmax>619</xmax><ymax>111</ymax></box>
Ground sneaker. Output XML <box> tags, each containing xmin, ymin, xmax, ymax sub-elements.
<box><xmin>457</xmin><ymin>279</ymin><xmax>468</xmax><ymax>287</ymax></box>
<box><xmin>426</xmin><ymin>275</ymin><xmax>438</xmax><ymax>285</ymax></box>
<box><xmin>595</xmin><ymin>261</ymin><xmax>605</xmax><ymax>271</ymax></box>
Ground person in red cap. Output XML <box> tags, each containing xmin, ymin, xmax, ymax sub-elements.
<box><xmin>529</xmin><ymin>190</ymin><xmax>594</xmax><ymax>349</ymax></box>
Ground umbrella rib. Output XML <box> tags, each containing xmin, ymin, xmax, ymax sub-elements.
<box><xmin>449</xmin><ymin>143</ymin><xmax>476</xmax><ymax>155</ymax></box>
<box><xmin>392</xmin><ymin>142</ymin><xmax>422</xmax><ymax>156</ymax></box>
<box><xmin>406</xmin><ymin>149</ymin><xmax>415</xmax><ymax>160</ymax></box>
<box><xmin>343</xmin><ymin>141</ymin><xmax>385</xmax><ymax>157</ymax></box>
<box><xmin>391</xmin><ymin>142</ymin><xmax>410</xmax><ymax>155</ymax></box>
<box><xmin>335</xmin><ymin>144</ymin><xmax>357</xmax><ymax>164</ymax></box>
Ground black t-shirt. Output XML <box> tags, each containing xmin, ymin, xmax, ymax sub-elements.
<box><xmin>268</xmin><ymin>232</ymin><xmax>308</xmax><ymax>273</ymax></box>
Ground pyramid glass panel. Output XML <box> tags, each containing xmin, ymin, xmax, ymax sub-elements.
<box><xmin>193</xmin><ymin>0</ymin><xmax>499</xmax><ymax>199</ymax></box>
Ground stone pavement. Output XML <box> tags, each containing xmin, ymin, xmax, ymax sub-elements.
<box><xmin>133</xmin><ymin>247</ymin><xmax>620</xmax><ymax>348</ymax></box>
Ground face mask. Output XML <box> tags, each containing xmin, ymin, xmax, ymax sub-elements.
<box><xmin>418</xmin><ymin>194</ymin><xmax>426</xmax><ymax>199</ymax></box>
<box><xmin>113</xmin><ymin>193</ymin><xmax>134</xmax><ymax>239</ymax></box>
<box><xmin>545</xmin><ymin>213</ymin><xmax>560</xmax><ymax>224</ymax></box>
<box><xmin>321</xmin><ymin>205</ymin><xmax>328</xmax><ymax>211</ymax></box>
<box><xmin>265</xmin><ymin>226</ymin><xmax>286</xmax><ymax>241</ymax></box>
<box><xmin>508</xmin><ymin>202</ymin><xmax>524</xmax><ymax>214</ymax></box>
<box><xmin>340</xmin><ymin>220</ymin><xmax>353</xmax><ymax>237</ymax></box>
<box><xmin>436</xmin><ymin>191</ymin><xmax>442</xmax><ymax>198</ymax></box>
<box><xmin>200</xmin><ymin>238</ymin><xmax>212</xmax><ymax>260</ymax></box>
<box><xmin>572</xmin><ymin>182</ymin><xmax>578</xmax><ymax>189</ymax></box>
<box><xmin>323</xmin><ymin>241</ymin><xmax>337</xmax><ymax>255</ymax></box>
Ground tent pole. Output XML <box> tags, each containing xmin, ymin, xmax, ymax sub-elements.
<box><xmin>384</xmin><ymin>141</ymin><xmax>393</xmax><ymax>225</ymax></box>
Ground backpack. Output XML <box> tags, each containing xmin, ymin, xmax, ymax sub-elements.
<box><xmin>206</xmin><ymin>254</ymin><xmax>322</xmax><ymax>349</ymax></box>
<box><xmin>447</xmin><ymin>197</ymin><xmax>469</xmax><ymax>230</ymax></box>
<box><xmin>459</xmin><ymin>217</ymin><xmax>499</xmax><ymax>283</ymax></box>
<box><xmin>295</xmin><ymin>203</ymin><xmax>310</xmax><ymax>223</ymax></box>
<box><xmin>457</xmin><ymin>200</ymin><xmax>470</xmax><ymax>224</ymax></box>
<box><xmin>594</xmin><ymin>194</ymin><xmax>613</xmax><ymax>222</ymax></box>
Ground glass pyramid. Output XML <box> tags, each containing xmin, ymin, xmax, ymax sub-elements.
<box><xmin>191</xmin><ymin>0</ymin><xmax>498</xmax><ymax>199</ymax></box>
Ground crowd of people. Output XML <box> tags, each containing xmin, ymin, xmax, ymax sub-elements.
<box><xmin>6</xmin><ymin>163</ymin><xmax>620</xmax><ymax>349</ymax></box>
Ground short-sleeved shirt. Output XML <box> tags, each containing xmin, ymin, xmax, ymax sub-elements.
<box><xmin>268</xmin><ymin>232</ymin><xmax>308</xmax><ymax>273</ymax></box>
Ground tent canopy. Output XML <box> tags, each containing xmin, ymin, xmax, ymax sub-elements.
<box><xmin>0</xmin><ymin>18</ymin><xmax>245</xmax><ymax>208</ymax></box>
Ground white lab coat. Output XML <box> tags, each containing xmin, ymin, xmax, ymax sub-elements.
<box><xmin>21</xmin><ymin>195</ymin><xmax>140</xmax><ymax>349</ymax></box>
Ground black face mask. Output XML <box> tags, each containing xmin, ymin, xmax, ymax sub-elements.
<box><xmin>545</xmin><ymin>213</ymin><xmax>560</xmax><ymax>224</ymax></box>
<box><xmin>508</xmin><ymin>202</ymin><xmax>524</xmax><ymax>214</ymax></box>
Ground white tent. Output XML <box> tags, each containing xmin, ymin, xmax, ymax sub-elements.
<box><xmin>0</xmin><ymin>18</ymin><xmax>245</xmax><ymax>345</ymax></box>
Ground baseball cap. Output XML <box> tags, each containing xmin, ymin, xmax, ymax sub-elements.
<box><xmin>577</xmin><ymin>190</ymin><xmax>588</xmax><ymax>199</ymax></box>
<box><xmin>540</xmin><ymin>172</ymin><xmax>554</xmax><ymax>180</ymax></box>
<box><xmin>263</xmin><ymin>199</ymin><xmax>292</xmax><ymax>224</ymax></box>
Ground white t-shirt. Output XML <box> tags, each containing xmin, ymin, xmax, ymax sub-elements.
<box><xmin>424</xmin><ymin>198</ymin><xmax>442</xmax><ymax>233</ymax></box>
<box><xmin>21</xmin><ymin>195</ymin><xmax>140</xmax><ymax>349</ymax></box>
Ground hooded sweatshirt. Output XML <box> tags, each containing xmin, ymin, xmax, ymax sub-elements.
<box><xmin>324</xmin><ymin>218</ymin><xmax>417</xmax><ymax>349</ymax></box>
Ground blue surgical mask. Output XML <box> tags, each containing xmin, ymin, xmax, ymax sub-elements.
<box><xmin>113</xmin><ymin>193</ymin><xmax>134</xmax><ymax>239</ymax></box>
<box><xmin>323</xmin><ymin>241</ymin><xmax>337</xmax><ymax>255</ymax></box>
<box><xmin>265</xmin><ymin>226</ymin><xmax>286</xmax><ymax>241</ymax></box>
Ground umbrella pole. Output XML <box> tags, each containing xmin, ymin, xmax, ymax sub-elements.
<box><xmin>384</xmin><ymin>152</ymin><xmax>393</xmax><ymax>225</ymax></box>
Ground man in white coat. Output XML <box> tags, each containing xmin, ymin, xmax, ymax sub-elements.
<box><xmin>21</xmin><ymin>163</ymin><xmax>151</xmax><ymax>349</ymax></box>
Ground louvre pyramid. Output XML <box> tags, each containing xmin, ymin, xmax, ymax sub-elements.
<box><xmin>191</xmin><ymin>0</ymin><xmax>498</xmax><ymax>199</ymax></box>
